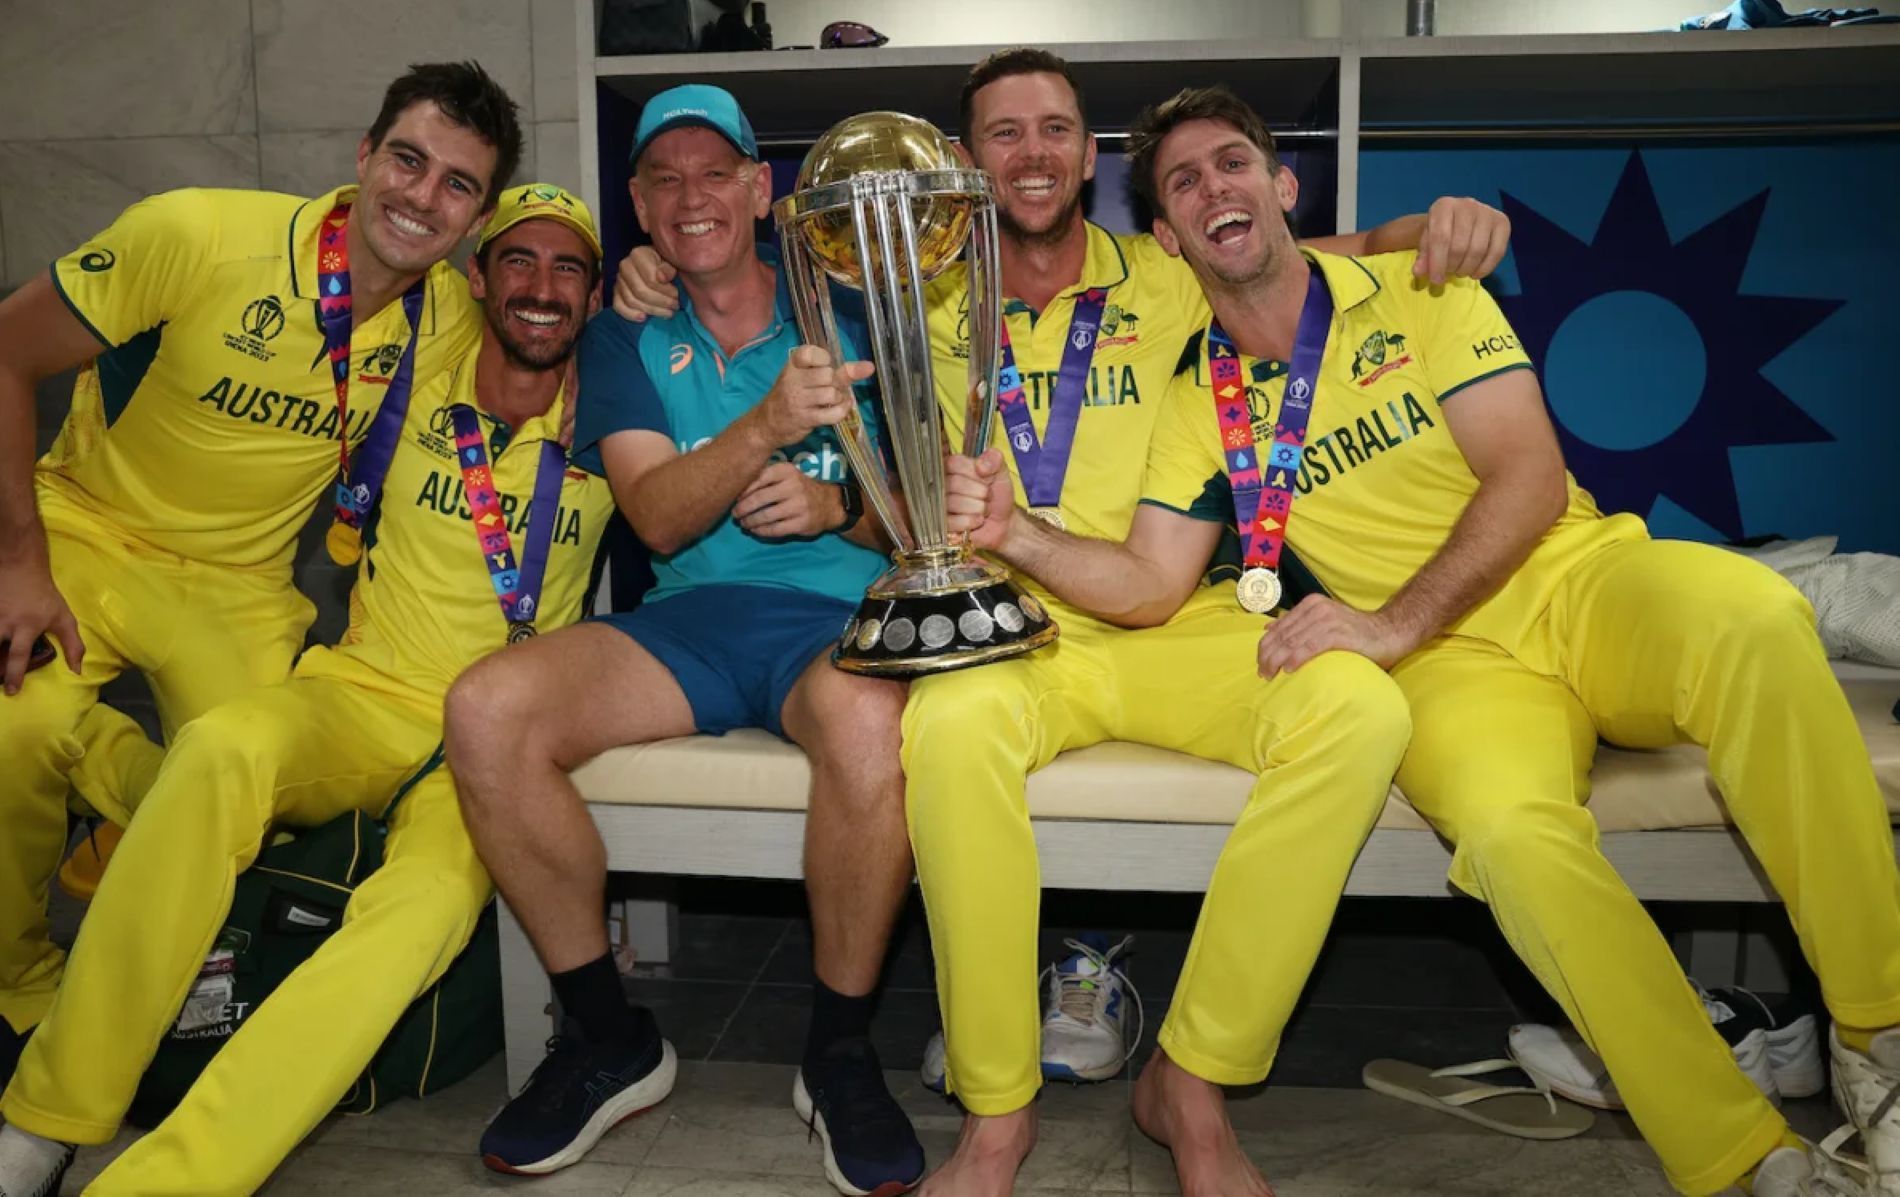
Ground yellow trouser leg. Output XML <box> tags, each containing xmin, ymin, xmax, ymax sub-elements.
<box><xmin>1559</xmin><ymin>538</ymin><xmax>1900</xmax><ymax>1032</ymax></box>
<box><xmin>0</xmin><ymin>667</ymin><xmax>437</xmax><ymax>1145</ymax></box>
<box><xmin>1</xmin><ymin>516</ymin><xmax>310</xmax><ymax>1036</ymax></box>
<box><xmin>904</xmin><ymin>618</ymin><xmax>1113</xmax><ymax>1115</ymax></box>
<box><xmin>89</xmin><ymin>766</ymin><xmax>490</xmax><ymax>1196</ymax></box>
<box><xmin>0</xmin><ymin>527</ymin><xmax>132</xmax><ymax>1035</ymax></box>
<box><xmin>1394</xmin><ymin>636</ymin><xmax>1784</xmax><ymax>1196</ymax></box>
<box><xmin>1117</xmin><ymin>604</ymin><xmax>1410</xmax><ymax>1084</ymax></box>
<box><xmin>66</xmin><ymin>704</ymin><xmax>167</xmax><ymax>828</ymax></box>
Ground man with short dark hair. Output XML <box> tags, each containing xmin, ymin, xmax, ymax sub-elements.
<box><xmin>0</xmin><ymin>183</ymin><xmax>613</xmax><ymax>1197</ymax></box>
<box><xmin>0</xmin><ymin>60</ymin><xmax>520</xmax><ymax>1095</ymax></box>
<box><xmin>1106</xmin><ymin>83</ymin><xmax>1900</xmax><ymax>1197</ymax></box>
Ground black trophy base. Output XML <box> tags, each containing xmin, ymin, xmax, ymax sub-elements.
<box><xmin>832</xmin><ymin>576</ymin><xmax>1059</xmax><ymax>677</ymax></box>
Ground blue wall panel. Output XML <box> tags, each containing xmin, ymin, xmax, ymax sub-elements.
<box><xmin>1362</xmin><ymin>141</ymin><xmax>1900</xmax><ymax>553</ymax></box>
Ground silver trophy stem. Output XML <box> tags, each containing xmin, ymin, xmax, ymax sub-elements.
<box><xmin>854</xmin><ymin>181</ymin><xmax>945</xmax><ymax>550</ymax></box>
<box><xmin>962</xmin><ymin>201</ymin><xmax>1004</xmax><ymax>460</ymax></box>
<box><xmin>779</xmin><ymin>227</ymin><xmax>913</xmax><ymax>551</ymax></box>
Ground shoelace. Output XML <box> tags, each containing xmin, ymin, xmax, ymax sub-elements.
<box><xmin>525</xmin><ymin>1035</ymin><xmax>600</xmax><ymax>1114</ymax></box>
<box><xmin>1042</xmin><ymin>935</ymin><xmax>1146</xmax><ymax>1067</ymax></box>
<box><xmin>806</xmin><ymin>1046</ymin><xmax>910</xmax><ymax>1143</ymax></box>
<box><xmin>1804</xmin><ymin>1124</ymin><xmax>1876</xmax><ymax>1196</ymax></box>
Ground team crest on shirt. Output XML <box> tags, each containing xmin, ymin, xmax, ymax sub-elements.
<box><xmin>1097</xmin><ymin>304</ymin><xmax>1142</xmax><ymax>347</ymax></box>
<box><xmin>417</xmin><ymin>405</ymin><xmax>458</xmax><ymax>459</ymax></box>
<box><xmin>223</xmin><ymin>295</ymin><xmax>287</xmax><ymax>362</ymax></box>
<box><xmin>1350</xmin><ymin>329</ymin><xmax>1411</xmax><ymax>387</ymax></box>
<box><xmin>357</xmin><ymin>343</ymin><xmax>403</xmax><ymax>386</ymax></box>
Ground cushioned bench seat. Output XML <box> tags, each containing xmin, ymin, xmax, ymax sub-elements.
<box><xmin>496</xmin><ymin>661</ymin><xmax>1900</xmax><ymax>1090</ymax></box>
<box><xmin>571</xmin><ymin>663</ymin><xmax>1900</xmax><ymax>834</ymax></box>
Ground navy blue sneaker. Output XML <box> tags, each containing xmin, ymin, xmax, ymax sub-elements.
<box><xmin>793</xmin><ymin>1037</ymin><xmax>925</xmax><ymax>1196</ymax></box>
<box><xmin>480</xmin><ymin>1014</ymin><xmax>676</xmax><ymax>1175</ymax></box>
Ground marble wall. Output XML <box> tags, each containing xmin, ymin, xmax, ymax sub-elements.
<box><xmin>0</xmin><ymin>0</ymin><xmax>585</xmax><ymax>289</ymax></box>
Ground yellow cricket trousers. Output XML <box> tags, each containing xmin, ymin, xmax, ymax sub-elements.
<box><xmin>903</xmin><ymin>594</ymin><xmax>1412</xmax><ymax>1114</ymax></box>
<box><xmin>1393</xmin><ymin>537</ymin><xmax>1900</xmax><ymax>1196</ymax></box>
<box><xmin>0</xmin><ymin>647</ymin><xmax>491</xmax><ymax>1197</ymax></box>
<box><xmin>0</xmin><ymin>491</ymin><xmax>312</xmax><ymax>1037</ymax></box>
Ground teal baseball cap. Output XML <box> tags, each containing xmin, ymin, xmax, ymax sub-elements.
<box><xmin>630</xmin><ymin>84</ymin><xmax>759</xmax><ymax>167</ymax></box>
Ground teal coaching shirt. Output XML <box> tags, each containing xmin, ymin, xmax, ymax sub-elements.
<box><xmin>573</xmin><ymin>247</ymin><xmax>888</xmax><ymax>605</ymax></box>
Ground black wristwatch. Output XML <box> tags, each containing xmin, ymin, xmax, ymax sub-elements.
<box><xmin>834</xmin><ymin>480</ymin><xmax>864</xmax><ymax>532</ymax></box>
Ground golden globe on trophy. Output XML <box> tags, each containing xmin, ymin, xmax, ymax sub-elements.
<box><xmin>774</xmin><ymin>111</ymin><xmax>1059</xmax><ymax>676</ymax></box>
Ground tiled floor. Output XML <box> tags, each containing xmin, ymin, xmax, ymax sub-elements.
<box><xmin>42</xmin><ymin>875</ymin><xmax>1838</xmax><ymax>1193</ymax></box>
<box><xmin>61</xmin><ymin>1054</ymin><xmax>1844</xmax><ymax>1195</ymax></box>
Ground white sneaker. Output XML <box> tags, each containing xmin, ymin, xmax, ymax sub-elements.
<box><xmin>1699</xmin><ymin>983</ymin><xmax>1824</xmax><ymax>1100</ymax></box>
<box><xmin>1753</xmin><ymin>1128</ymin><xmax>1877</xmax><ymax>1197</ymax></box>
<box><xmin>1507</xmin><ymin>982</ymin><xmax>1781</xmax><ymax>1111</ymax></box>
<box><xmin>1830</xmin><ymin>1026</ymin><xmax>1900</xmax><ymax>1192</ymax></box>
<box><xmin>0</xmin><ymin>1123</ymin><xmax>76</xmax><ymax>1197</ymax></box>
<box><xmin>920</xmin><ymin>1029</ymin><xmax>946</xmax><ymax>1095</ymax></box>
<box><xmin>1039</xmin><ymin>935</ymin><xmax>1142</xmax><ymax>1083</ymax></box>
<box><xmin>917</xmin><ymin>935</ymin><xmax>1145</xmax><ymax>1094</ymax></box>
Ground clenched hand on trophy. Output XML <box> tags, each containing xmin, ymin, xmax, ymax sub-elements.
<box><xmin>774</xmin><ymin>111</ymin><xmax>1058</xmax><ymax>675</ymax></box>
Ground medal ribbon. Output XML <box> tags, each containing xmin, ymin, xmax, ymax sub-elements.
<box><xmin>449</xmin><ymin>404</ymin><xmax>568</xmax><ymax>632</ymax></box>
<box><xmin>995</xmin><ymin>287</ymin><xmax>1108</xmax><ymax>509</ymax></box>
<box><xmin>315</xmin><ymin>201</ymin><xmax>427</xmax><ymax>556</ymax></box>
<box><xmin>1209</xmin><ymin>268</ymin><xmax>1334</xmax><ymax>573</ymax></box>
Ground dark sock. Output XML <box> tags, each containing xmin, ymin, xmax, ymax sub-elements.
<box><xmin>805</xmin><ymin>978</ymin><xmax>876</xmax><ymax>1070</ymax></box>
<box><xmin>550</xmin><ymin>954</ymin><xmax>635</xmax><ymax>1044</ymax></box>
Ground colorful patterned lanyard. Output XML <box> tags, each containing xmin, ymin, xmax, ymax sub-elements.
<box><xmin>448</xmin><ymin>404</ymin><xmax>569</xmax><ymax>643</ymax></box>
<box><xmin>1209</xmin><ymin>268</ymin><xmax>1334</xmax><ymax>614</ymax></box>
<box><xmin>315</xmin><ymin>201</ymin><xmax>427</xmax><ymax>566</ymax></box>
<box><xmin>995</xmin><ymin>287</ymin><xmax>1108</xmax><ymax>531</ymax></box>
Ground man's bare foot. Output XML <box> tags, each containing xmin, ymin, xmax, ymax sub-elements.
<box><xmin>917</xmin><ymin>1106</ymin><xmax>1037</xmax><ymax>1197</ymax></box>
<box><xmin>1132</xmin><ymin>1050</ymin><xmax>1273</xmax><ymax>1197</ymax></box>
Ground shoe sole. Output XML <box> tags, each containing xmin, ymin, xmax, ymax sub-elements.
<box><xmin>792</xmin><ymin>1072</ymin><xmax>923</xmax><ymax>1197</ymax></box>
<box><xmin>482</xmin><ymin>1040</ymin><xmax>678</xmax><ymax>1176</ymax></box>
<box><xmin>1043</xmin><ymin>1059</ymin><xmax>1123</xmax><ymax>1084</ymax></box>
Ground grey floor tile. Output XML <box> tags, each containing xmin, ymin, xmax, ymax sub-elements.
<box><xmin>260</xmin><ymin>1143</ymin><xmax>635</xmax><ymax>1194</ymax></box>
<box><xmin>1125</xmin><ymin>1087</ymin><xmax>1678</xmax><ymax>1195</ymax></box>
<box><xmin>636</xmin><ymin>914</ymin><xmax>793</xmax><ymax>984</ymax></box>
<box><xmin>627</xmin><ymin>976</ymin><xmax>754</xmax><ymax>1063</ymax></box>
<box><xmin>617</xmin><ymin>1169</ymin><xmax>841</xmax><ymax>1196</ymax></box>
<box><xmin>57</xmin><ymin>1127</ymin><xmax>144</xmax><ymax>1192</ymax></box>
<box><xmin>308</xmin><ymin>1055</ymin><xmax>509</xmax><ymax>1156</ymax></box>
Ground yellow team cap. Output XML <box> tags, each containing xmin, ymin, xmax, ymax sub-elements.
<box><xmin>478</xmin><ymin>183</ymin><xmax>603</xmax><ymax>262</ymax></box>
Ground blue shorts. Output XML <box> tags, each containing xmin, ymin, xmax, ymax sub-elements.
<box><xmin>594</xmin><ymin>585</ymin><xmax>857</xmax><ymax>738</ymax></box>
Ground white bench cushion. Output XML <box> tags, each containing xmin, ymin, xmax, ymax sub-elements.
<box><xmin>572</xmin><ymin>664</ymin><xmax>1900</xmax><ymax>834</ymax></box>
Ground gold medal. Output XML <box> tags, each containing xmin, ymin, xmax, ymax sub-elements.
<box><xmin>1236</xmin><ymin>567</ymin><xmax>1281</xmax><ymax>614</ymax></box>
<box><xmin>325</xmin><ymin>522</ymin><xmax>362</xmax><ymax>566</ymax></box>
<box><xmin>1030</xmin><ymin>507</ymin><xmax>1066</xmax><ymax>532</ymax></box>
<box><xmin>507</xmin><ymin>621</ymin><xmax>537</xmax><ymax>644</ymax></box>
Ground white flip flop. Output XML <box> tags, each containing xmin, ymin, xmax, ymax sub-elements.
<box><xmin>1362</xmin><ymin>1057</ymin><xmax>1597</xmax><ymax>1140</ymax></box>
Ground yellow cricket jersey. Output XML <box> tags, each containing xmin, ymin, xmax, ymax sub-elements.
<box><xmin>927</xmin><ymin>222</ymin><xmax>1209</xmax><ymax>548</ymax></box>
<box><xmin>40</xmin><ymin>185</ymin><xmax>480</xmax><ymax>574</ymax></box>
<box><xmin>1141</xmin><ymin>249</ymin><xmax>1645</xmax><ymax>652</ymax></box>
<box><xmin>327</xmin><ymin>345</ymin><xmax>615</xmax><ymax>698</ymax></box>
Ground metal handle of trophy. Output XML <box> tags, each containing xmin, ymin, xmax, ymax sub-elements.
<box><xmin>776</xmin><ymin>221</ymin><xmax>916</xmax><ymax>554</ymax></box>
<box><xmin>960</xmin><ymin>199</ymin><xmax>1006</xmax><ymax>463</ymax></box>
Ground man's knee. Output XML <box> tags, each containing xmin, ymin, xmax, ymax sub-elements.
<box><xmin>1275</xmin><ymin>651</ymin><xmax>1413</xmax><ymax>746</ymax></box>
<box><xmin>900</xmin><ymin>667</ymin><xmax>1034</xmax><ymax>773</ymax></box>
<box><xmin>443</xmin><ymin>652</ymin><xmax>558</xmax><ymax>776</ymax></box>
<box><xmin>1445</xmin><ymin>797</ymin><xmax>1600</xmax><ymax>891</ymax></box>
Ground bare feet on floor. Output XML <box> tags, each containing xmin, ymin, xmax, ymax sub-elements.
<box><xmin>918</xmin><ymin>1105</ymin><xmax>1038</xmax><ymax>1197</ymax></box>
<box><xmin>1132</xmin><ymin>1049</ymin><xmax>1274</xmax><ymax>1197</ymax></box>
